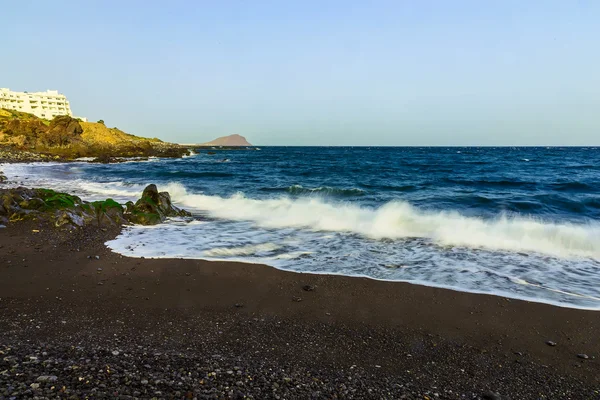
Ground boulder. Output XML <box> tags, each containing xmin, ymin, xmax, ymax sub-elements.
<box><xmin>48</xmin><ymin>115</ymin><xmax>83</xmax><ymax>137</ymax></box>
<box><xmin>125</xmin><ymin>184</ymin><xmax>191</xmax><ymax>225</ymax></box>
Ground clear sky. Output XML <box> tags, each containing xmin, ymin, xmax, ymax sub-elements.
<box><xmin>4</xmin><ymin>1</ymin><xmax>599</xmax><ymax>145</ymax></box>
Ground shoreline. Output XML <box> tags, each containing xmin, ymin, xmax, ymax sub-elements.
<box><xmin>2</xmin><ymin>220</ymin><xmax>600</xmax><ymax>398</ymax></box>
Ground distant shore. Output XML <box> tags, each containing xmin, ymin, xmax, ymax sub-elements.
<box><xmin>1</xmin><ymin>215</ymin><xmax>600</xmax><ymax>398</ymax></box>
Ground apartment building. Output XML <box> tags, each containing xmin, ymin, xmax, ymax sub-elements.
<box><xmin>0</xmin><ymin>88</ymin><xmax>75</xmax><ymax>120</ymax></box>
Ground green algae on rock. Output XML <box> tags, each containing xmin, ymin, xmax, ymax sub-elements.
<box><xmin>0</xmin><ymin>184</ymin><xmax>191</xmax><ymax>230</ymax></box>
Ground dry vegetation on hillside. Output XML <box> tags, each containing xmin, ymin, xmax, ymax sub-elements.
<box><xmin>0</xmin><ymin>109</ymin><xmax>186</xmax><ymax>160</ymax></box>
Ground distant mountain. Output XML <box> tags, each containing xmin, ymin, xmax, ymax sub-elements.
<box><xmin>199</xmin><ymin>134</ymin><xmax>252</xmax><ymax>147</ymax></box>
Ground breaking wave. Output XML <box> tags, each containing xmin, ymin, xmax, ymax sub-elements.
<box><xmin>161</xmin><ymin>184</ymin><xmax>600</xmax><ymax>260</ymax></box>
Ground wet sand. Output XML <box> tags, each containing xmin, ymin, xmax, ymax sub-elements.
<box><xmin>1</xmin><ymin>220</ymin><xmax>599</xmax><ymax>399</ymax></box>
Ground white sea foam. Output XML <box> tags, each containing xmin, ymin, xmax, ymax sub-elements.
<box><xmin>158</xmin><ymin>187</ymin><xmax>600</xmax><ymax>260</ymax></box>
<box><xmin>203</xmin><ymin>243</ymin><xmax>281</xmax><ymax>257</ymax></box>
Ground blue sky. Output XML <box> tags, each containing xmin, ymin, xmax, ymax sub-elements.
<box><xmin>4</xmin><ymin>1</ymin><xmax>599</xmax><ymax>145</ymax></box>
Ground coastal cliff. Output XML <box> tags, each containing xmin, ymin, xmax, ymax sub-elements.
<box><xmin>0</xmin><ymin>109</ymin><xmax>188</xmax><ymax>161</ymax></box>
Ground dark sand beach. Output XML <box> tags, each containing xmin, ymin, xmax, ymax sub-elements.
<box><xmin>1</xmin><ymin>220</ymin><xmax>599</xmax><ymax>399</ymax></box>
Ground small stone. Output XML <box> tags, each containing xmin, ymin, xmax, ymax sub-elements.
<box><xmin>112</xmin><ymin>350</ymin><xmax>119</xmax><ymax>356</ymax></box>
<box><xmin>94</xmin><ymin>255</ymin><xmax>100</xmax><ymax>260</ymax></box>
<box><xmin>234</xmin><ymin>303</ymin><xmax>244</xmax><ymax>308</ymax></box>
<box><xmin>292</xmin><ymin>297</ymin><xmax>302</xmax><ymax>302</ymax></box>
<box><xmin>482</xmin><ymin>391</ymin><xmax>502</xmax><ymax>400</ymax></box>
<box><xmin>141</xmin><ymin>379</ymin><xmax>149</xmax><ymax>385</ymax></box>
<box><xmin>36</xmin><ymin>375</ymin><xmax>58</xmax><ymax>382</ymax></box>
<box><xmin>97</xmin><ymin>268</ymin><xmax>103</xmax><ymax>271</ymax></box>
<box><xmin>577</xmin><ymin>353</ymin><xmax>589</xmax><ymax>359</ymax></box>
<box><xmin>545</xmin><ymin>340</ymin><xmax>557</xmax><ymax>347</ymax></box>
<box><xmin>30</xmin><ymin>383</ymin><xmax>40</xmax><ymax>389</ymax></box>
<box><xmin>302</xmin><ymin>285</ymin><xmax>315</xmax><ymax>292</ymax></box>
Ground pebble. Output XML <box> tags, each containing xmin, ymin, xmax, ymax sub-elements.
<box><xmin>545</xmin><ymin>340</ymin><xmax>557</xmax><ymax>347</ymax></box>
<box><xmin>482</xmin><ymin>390</ymin><xmax>502</xmax><ymax>400</ymax></box>
<box><xmin>112</xmin><ymin>350</ymin><xmax>119</xmax><ymax>356</ymax></box>
<box><xmin>302</xmin><ymin>285</ymin><xmax>315</xmax><ymax>292</ymax></box>
<box><xmin>97</xmin><ymin>268</ymin><xmax>103</xmax><ymax>271</ymax></box>
<box><xmin>577</xmin><ymin>353</ymin><xmax>589</xmax><ymax>359</ymax></box>
<box><xmin>36</xmin><ymin>375</ymin><xmax>58</xmax><ymax>382</ymax></box>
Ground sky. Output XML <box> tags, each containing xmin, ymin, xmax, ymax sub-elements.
<box><xmin>3</xmin><ymin>1</ymin><xmax>599</xmax><ymax>145</ymax></box>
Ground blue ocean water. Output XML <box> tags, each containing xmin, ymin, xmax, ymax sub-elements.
<box><xmin>3</xmin><ymin>147</ymin><xmax>600</xmax><ymax>309</ymax></box>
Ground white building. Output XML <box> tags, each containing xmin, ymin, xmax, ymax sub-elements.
<box><xmin>0</xmin><ymin>88</ymin><xmax>85</xmax><ymax>121</ymax></box>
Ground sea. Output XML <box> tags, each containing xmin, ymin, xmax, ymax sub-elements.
<box><xmin>2</xmin><ymin>147</ymin><xmax>600</xmax><ymax>310</ymax></box>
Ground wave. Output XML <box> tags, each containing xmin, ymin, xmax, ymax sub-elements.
<box><xmin>157</xmin><ymin>171</ymin><xmax>235</xmax><ymax>178</ymax></box>
<box><xmin>443</xmin><ymin>178</ymin><xmax>536</xmax><ymax>189</ymax></box>
<box><xmin>163</xmin><ymin>184</ymin><xmax>600</xmax><ymax>260</ymax></box>
<box><xmin>549</xmin><ymin>182</ymin><xmax>596</xmax><ymax>192</ymax></box>
<box><xmin>261</xmin><ymin>185</ymin><xmax>365</xmax><ymax>197</ymax></box>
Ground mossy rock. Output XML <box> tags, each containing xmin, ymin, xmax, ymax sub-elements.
<box><xmin>18</xmin><ymin>198</ymin><xmax>47</xmax><ymax>210</ymax></box>
<box><xmin>34</xmin><ymin>189</ymin><xmax>83</xmax><ymax>209</ymax></box>
<box><xmin>90</xmin><ymin>198</ymin><xmax>123</xmax><ymax>213</ymax></box>
<box><xmin>127</xmin><ymin>209</ymin><xmax>162</xmax><ymax>225</ymax></box>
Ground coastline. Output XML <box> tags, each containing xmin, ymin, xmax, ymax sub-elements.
<box><xmin>1</xmin><ymin>219</ymin><xmax>600</xmax><ymax>398</ymax></box>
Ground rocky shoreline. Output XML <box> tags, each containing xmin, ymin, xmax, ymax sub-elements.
<box><xmin>0</xmin><ymin>184</ymin><xmax>190</xmax><ymax>229</ymax></box>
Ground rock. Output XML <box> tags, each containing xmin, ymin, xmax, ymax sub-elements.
<box><xmin>292</xmin><ymin>297</ymin><xmax>303</xmax><ymax>302</ymax></box>
<box><xmin>482</xmin><ymin>390</ymin><xmax>502</xmax><ymax>400</ymax></box>
<box><xmin>125</xmin><ymin>184</ymin><xmax>191</xmax><ymax>225</ymax></box>
<box><xmin>302</xmin><ymin>285</ymin><xmax>315</xmax><ymax>292</ymax></box>
<box><xmin>47</xmin><ymin>115</ymin><xmax>83</xmax><ymax>138</ymax></box>
<box><xmin>36</xmin><ymin>375</ymin><xmax>58</xmax><ymax>382</ymax></box>
<box><xmin>0</xmin><ymin>172</ymin><xmax>7</xmax><ymax>183</ymax></box>
<box><xmin>29</xmin><ymin>383</ymin><xmax>40</xmax><ymax>389</ymax></box>
<box><xmin>0</xmin><ymin>185</ymin><xmax>190</xmax><ymax>229</ymax></box>
<box><xmin>545</xmin><ymin>340</ymin><xmax>557</xmax><ymax>347</ymax></box>
<box><xmin>577</xmin><ymin>353</ymin><xmax>589</xmax><ymax>359</ymax></box>
<box><xmin>112</xmin><ymin>350</ymin><xmax>119</xmax><ymax>356</ymax></box>
<box><xmin>91</xmin><ymin>154</ymin><xmax>117</xmax><ymax>164</ymax></box>
<box><xmin>55</xmin><ymin>209</ymin><xmax>86</xmax><ymax>228</ymax></box>
<box><xmin>18</xmin><ymin>198</ymin><xmax>46</xmax><ymax>210</ymax></box>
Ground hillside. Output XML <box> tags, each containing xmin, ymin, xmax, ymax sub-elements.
<box><xmin>0</xmin><ymin>109</ymin><xmax>186</xmax><ymax>160</ymax></box>
<box><xmin>200</xmin><ymin>134</ymin><xmax>252</xmax><ymax>146</ymax></box>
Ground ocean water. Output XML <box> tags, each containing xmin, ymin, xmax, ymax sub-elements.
<box><xmin>3</xmin><ymin>147</ymin><xmax>600</xmax><ymax>309</ymax></box>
